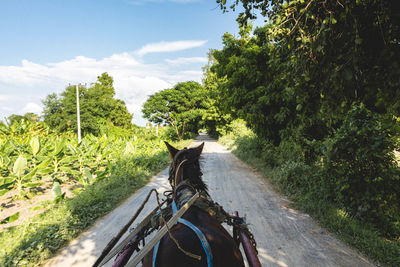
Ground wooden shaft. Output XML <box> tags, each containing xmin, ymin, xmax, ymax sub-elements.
<box><xmin>112</xmin><ymin>235</ymin><xmax>139</xmax><ymax>267</ymax></box>
<box><xmin>234</xmin><ymin>211</ymin><xmax>262</xmax><ymax>267</ymax></box>
<box><xmin>97</xmin><ymin>205</ymin><xmax>160</xmax><ymax>266</ymax></box>
<box><xmin>94</xmin><ymin>190</ymin><xmax>165</xmax><ymax>267</ymax></box>
<box><xmin>126</xmin><ymin>192</ymin><xmax>199</xmax><ymax>267</ymax></box>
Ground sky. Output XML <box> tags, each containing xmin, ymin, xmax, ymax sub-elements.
<box><xmin>0</xmin><ymin>0</ymin><xmax>247</xmax><ymax>126</ymax></box>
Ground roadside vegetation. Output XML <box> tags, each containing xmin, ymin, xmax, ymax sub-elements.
<box><xmin>0</xmin><ymin>73</ymin><xmax>193</xmax><ymax>266</ymax></box>
<box><xmin>0</xmin><ymin>119</ymin><xmax>191</xmax><ymax>266</ymax></box>
<box><xmin>206</xmin><ymin>1</ymin><xmax>399</xmax><ymax>265</ymax></box>
<box><xmin>219</xmin><ymin>119</ymin><xmax>399</xmax><ymax>266</ymax></box>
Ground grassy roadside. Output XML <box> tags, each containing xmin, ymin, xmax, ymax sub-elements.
<box><xmin>0</xmin><ymin>139</ymin><xmax>191</xmax><ymax>267</ymax></box>
<box><xmin>219</xmin><ymin>132</ymin><xmax>400</xmax><ymax>266</ymax></box>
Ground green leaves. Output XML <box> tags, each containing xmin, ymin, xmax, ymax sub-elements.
<box><xmin>322</xmin><ymin>104</ymin><xmax>400</xmax><ymax>229</ymax></box>
<box><xmin>124</xmin><ymin>142</ymin><xmax>136</xmax><ymax>157</ymax></box>
<box><xmin>42</xmin><ymin>73</ymin><xmax>133</xmax><ymax>135</ymax></box>
<box><xmin>213</xmin><ymin>0</ymin><xmax>400</xmax><ymax>242</ymax></box>
<box><xmin>0</xmin><ymin>116</ymin><xmax>170</xmax><ymax>201</ymax></box>
<box><xmin>84</xmin><ymin>169</ymin><xmax>92</xmax><ymax>179</ymax></box>
<box><xmin>0</xmin><ymin>177</ymin><xmax>14</xmax><ymax>187</ymax></box>
<box><xmin>30</xmin><ymin>136</ymin><xmax>40</xmax><ymax>156</ymax></box>
<box><xmin>51</xmin><ymin>182</ymin><xmax>62</xmax><ymax>199</ymax></box>
<box><xmin>142</xmin><ymin>81</ymin><xmax>209</xmax><ymax>139</ymax></box>
<box><xmin>0</xmin><ymin>212</ymin><xmax>20</xmax><ymax>224</ymax></box>
<box><xmin>13</xmin><ymin>155</ymin><xmax>27</xmax><ymax>177</ymax></box>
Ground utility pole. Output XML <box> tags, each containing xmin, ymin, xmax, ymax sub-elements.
<box><xmin>76</xmin><ymin>84</ymin><xmax>82</xmax><ymax>143</ymax></box>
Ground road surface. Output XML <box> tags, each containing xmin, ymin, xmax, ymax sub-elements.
<box><xmin>45</xmin><ymin>135</ymin><xmax>374</xmax><ymax>267</ymax></box>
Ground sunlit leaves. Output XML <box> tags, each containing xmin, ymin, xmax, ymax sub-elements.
<box><xmin>51</xmin><ymin>182</ymin><xmax>62</xmax><ymax>199</ymax></box>
<box><xmin>142</xmin><ymin>81</ymin><xmax>210</xmax><ymax>139</ymax></box>
<box><xmin>13</xmin><ymin>155</ymin><xmax>27</xmax><ymax>177</ymax></box>
<box><xmin>0</xmin><ymin>212</ymin><xmax>20</xmax><ymax>224</ymax></box>
<box><xmin>30</xmin><ymin>136</ymin><xmax>40</xmax><ymax>156</ymax></box>
<box><xmin>0</xmin><ymin>120</ymin><xmax>168</xmax><ymax>198</ymax></box>
<box><xmin>42</xmin><ymin>73</ymin><xmax>133</xmax><ymax>135</ymax></box>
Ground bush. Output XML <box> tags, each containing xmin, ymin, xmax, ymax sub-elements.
<box><xmin>271</xmin><ymin>160</ymin><xmax>313</xmax><ymax>196</ymax></box>
<box><xmin>276</xmin><ymin>140</ymin><xmax>304</xmax><ymax>165</ymax></box>
<box><xmin>322</xmin><ymin>104</ymin><xmax>400</xmax><ymax>235</ymax></box>
<box><xmin>161</xmin><ymin>126</ymin><xmax>196</xmax><ymax>141</ymax></box>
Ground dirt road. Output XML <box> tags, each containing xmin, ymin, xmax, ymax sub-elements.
<box><xmin>45</xmin><ymin>135</ymin><xmax>374</xmax><ymax>266</ymax></box>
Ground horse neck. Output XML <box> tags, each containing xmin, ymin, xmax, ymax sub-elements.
<box><xmin>177</xmin><ymin>176</ymin><xmax>208</xmax><ymax>196</ymax></box>
<box><xmin>174</xmin><ymin>179</ymin><xmax>207</xmax><ymax>206</ymax></box>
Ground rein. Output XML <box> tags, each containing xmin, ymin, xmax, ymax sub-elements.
<box><xmin>173</xmin><ymin>158</ymin><xmax>188</xmax><ymax>199</ymax></box>
<box><xmin>95</xmin><ymin>142</ymin><xmax>261</xmax><ymax>267</ymax></box>
<box><xmin>151</xmin><ymin>153</ymin><xmax>213</xmax><ymax>266</ymax></box>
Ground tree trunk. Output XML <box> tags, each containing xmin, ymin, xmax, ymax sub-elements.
<box><xmin>181</xmin><ymin>121</ymin><xmax>186</xmax><ymax>139</ymax></box>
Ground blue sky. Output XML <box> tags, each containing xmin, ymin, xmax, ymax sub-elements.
<box><xmin>0</xmin><ymin>0</ymin><xmax>247</xmax><ymax>126</ymax></box>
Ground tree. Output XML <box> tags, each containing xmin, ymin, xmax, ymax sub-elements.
<box><xmin>213</xmin><ymin>0</ymin><xmax>400</xmax><ymax>231</ymax></box>
<box><xmin>7</xmin><ymin>113</ymin><xmax>39</xmax><ymax>125</ymax></box>
<box><xmin>201</xmin><ymin>51</ymin><xmax>232</xmax><ymax>136</ymax></box>
<box><xmin>23</xmin><ymin>112</ymin><xmax>39</xmax><ymax>122</ymax></box>
<box><xmin>42</xmin><ymin>93</ymin><xmax>63</xmax><ymax>129</ymax></box>
<box><xmin>142</xmin><ymin>81</ymin><xmax>208</xmax><ymax>138</ymax></box>
<box><xmin>213</xmin><ymin>0</ymin><xmax>400</xmax><ymax>146</ymax></box>
<box><xmin>216</xmin><ymin>0</ymin><xmax>400</xmax><ymax>120</ymax></box>
<box><xmin>42</xmin><ymin>73</ymin><xmax>133</xmax><ymax>135</ymax></box>
<box><xmin>7</xmin><ymin>114</ymin><xmax>25</xmax><ymax>125</ymax></box>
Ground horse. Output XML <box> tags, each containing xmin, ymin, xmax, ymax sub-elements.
<box><xmin>142</xmin><ymin>142</ymin><xmax>245</xmax><ymax>267</ymax></box>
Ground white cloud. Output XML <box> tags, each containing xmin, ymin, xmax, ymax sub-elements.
<box><xmin>135</xmin><ymin>40</ymin><xmax>207</xmax><ymax>56</ymax></box>
<box><xmin>0</xmin><ymin>47</ymin><xmax>205</xmax><ymax>126</ymax></box>
<box><xmin>22</xmin><ymin>102</ymin><xmax>43</xmax><ymax>114</ymax></box>
<box><xmin>0</xmin><ymin>106</ymin><xmax>12</xmax><ymax>112</ymax></box>
<box><xmin>0</xmin><ymin>95</ymin><xmax>10</xmax><ymax>101</ymax></box>
<box><xmin>165</xmin><ymin>57</ymin><xmax>207</xmax><ymax>65</ymax></box>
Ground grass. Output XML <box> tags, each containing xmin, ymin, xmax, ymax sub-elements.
<box><xmin>219</xmin><ymin>133</ymin><xmax>400</xmax><ymax>267</ymax></box>
<box><xmin>0</xmin><ymin>139</ymin><xmax>192</xmax><ymax>267</ymax></box>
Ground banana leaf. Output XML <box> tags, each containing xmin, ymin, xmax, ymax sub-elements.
<box><xmin>13</xmin><ymin>155</ymin><xmax>27</xmax><ymax>177</ymax></box>
<box><xmin>37</xmin><ymin>167</ymin><xmax>53</xmax><ymax>175</ymax></box>
<box><xmin>30</xmin><ymin>136</ymin><xmax>40</xmax><ymax>156</ymax></box>
<box><xmin>21</xmin><ymin>168</ymin><xmax>38</xmax><ymax>183</ymax></box>
<box><xmin>0</xmin><ymin>212</ymin><xmax>20</xmax><ymax>224</ymax></box>
<box><xmin>59</xmin><ymin>166</ymin><xmax>80</xmax><ymax>176</ymax></box>
<box><xmin>0</xmin><ymin>189</ymin><xmax>9</xmax><ymax>196</ymax></box>
<box><xmin>36</xmin><ymin>158</ymin><xmax>52</xmax><ymax>169</ymax></box>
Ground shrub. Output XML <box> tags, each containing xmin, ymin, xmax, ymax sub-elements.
<box><xmin>272</xmin><ymin>160</ymin><xmax>313</xmax><ymax>196</ymax></box>
<box><xmin>322</xmin><ymin>104</ymin><xmax>400</xmax><ymax>235</ymax></box>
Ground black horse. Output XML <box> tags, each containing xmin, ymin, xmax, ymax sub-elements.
<box><xmin>142</xmin><ymin>142</ymin><xmax>244</xmax><ymax>267</ymax></box>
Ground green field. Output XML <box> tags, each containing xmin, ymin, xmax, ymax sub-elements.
<box><xmin>0</xmin><ymin>120</ymin><xmax>191</xmax><ymax>266</ymax></box>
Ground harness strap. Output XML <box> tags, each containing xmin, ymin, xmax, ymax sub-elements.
<box><xmin>153</xmin><ymin>200</ymin><xmax>213</xmax><ymax>267</ymax></box>
<box><xmin>177</xmin><ymin>218</ymin><xmax>213</xmax><ymax>267</ymax></box>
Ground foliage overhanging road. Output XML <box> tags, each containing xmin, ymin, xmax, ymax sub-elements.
<box><xmin>45</xmin><ymin>135</ymin><xmax>375</xmax><ymax>267</ymax></box>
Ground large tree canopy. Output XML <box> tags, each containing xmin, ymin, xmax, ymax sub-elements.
<box><xmin>213</xmin><ymin>0</ymin><xmax>400</xmax><ymax>143</ymax></box>
<box><xmin>42</xmin><ymin>73</ymin><xmax>132</xmax><ymax>135</ymax></box>
<box><xmin>142</xmin><ymin>81</ymin><xmax>210</xmax><ymax>138</ymax></box>
<box><xmin>209</xmin><ymin>0</ymin><xmax>400</xmax><ymax>233</ymax></box>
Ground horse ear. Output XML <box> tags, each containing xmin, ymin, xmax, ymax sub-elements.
<box><xmin>194</xmin><ymin>142</ymin><xmax>204</xmax><ymax>156</ymax></box>
<box><xmin>164</xmin><ymin>141</ymin><xmax>179</xmax><ymax>159</ymax></box>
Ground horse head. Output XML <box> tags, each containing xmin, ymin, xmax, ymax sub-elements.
<box><xmin>164</xmin><ymin>141</ymin><xmax>207</xmax><ymax>194</ymax></box>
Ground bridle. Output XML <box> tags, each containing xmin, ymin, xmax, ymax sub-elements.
<box><xmin>170</xmin><ymin>148</ymin><xmax>200</xmax><ymax>200</ymax></box>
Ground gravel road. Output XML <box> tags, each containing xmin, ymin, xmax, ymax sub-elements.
<box><xmin>45</xmin><ymin>135</ymin><xmax>375</xmax><ymax>267</ymax></box>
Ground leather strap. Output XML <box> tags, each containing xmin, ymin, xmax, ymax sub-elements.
<box><xmin>153</xmin><ymin>200</ymin><xmax>213</xmax><ymax>267</ymax></box>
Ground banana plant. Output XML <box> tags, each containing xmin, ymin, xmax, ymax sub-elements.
<box><xmin>12</xmin><ymin>155</ymin><xmax>30</xmax><ymax>198</ymax></box>
<box><xmin>1</xmin><ymin>120</ymin><xmax>167</xmax><ymax>199</ymax></box>
<box><xmin>30</xmin><ymin>136</ymin><xmax>40</xmax><ymax>156</ymax></box>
